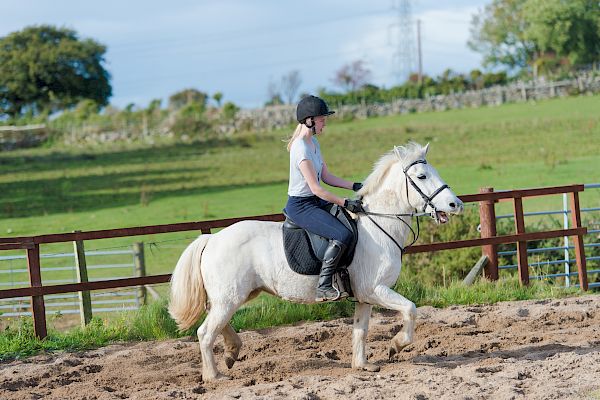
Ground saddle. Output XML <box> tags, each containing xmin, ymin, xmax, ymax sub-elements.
<box><xmin>282</xmin><ymin>204</ymin><xmax>359</xmax><ymax>276</ymax></box>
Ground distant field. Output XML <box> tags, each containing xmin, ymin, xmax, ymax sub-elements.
<box><xmin>0</xmin><ymin>94</ymin><xmax>599</xmax><ymax>284</ymax></box>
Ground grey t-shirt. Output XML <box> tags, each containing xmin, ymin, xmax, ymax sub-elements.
<box><xmin>287</xmin><ymin>136</ymin><xmax>323</xmax><ymax>197</ymax></box>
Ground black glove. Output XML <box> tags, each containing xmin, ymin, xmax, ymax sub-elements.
<box><xmin>344</xmin><ymin>199</ymin><xmax>364</xmax><ymax>213</ymax></box>
<box><xmin>352</xmin><ymin>182</ymin><xmax>363</xmax><ymax>192</ymax></box>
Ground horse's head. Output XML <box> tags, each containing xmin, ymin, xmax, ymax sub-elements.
<box><xmin>395</xmin><ymin>143</ymin><xmax>463</xmax><ymax>224</ymax></box>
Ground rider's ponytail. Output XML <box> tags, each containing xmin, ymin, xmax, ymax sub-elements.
<box><xmin>286</xmin><ymin>123</ymin><xmax>304</xmax><ymax>152</ymax></box>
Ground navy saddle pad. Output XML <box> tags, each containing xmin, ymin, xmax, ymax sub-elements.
<box><xmin>282</xmin><ymin>204</ymin><xmax>358</xmax><ymax>275</ymax></box>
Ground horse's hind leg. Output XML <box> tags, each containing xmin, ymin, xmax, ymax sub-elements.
<box><xmin>197</xmin><ymin>303</ymin><xmax>239</xmax><ymax>381</ymax></box>
<box><xmin>221</xmin><ymin>324</ymin><xmax>242</xmax><ymax>369</ymax></box>
<box><xmin>351</xmin><ymin>302</ymin><xmax>380</xmax><ymax>372</ymax></box>
<box><xmin>372</xmin><ymin>285</ymin><xmax>417</xmax><ymax>358</ymax></box>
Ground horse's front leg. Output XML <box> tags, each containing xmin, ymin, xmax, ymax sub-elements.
<box><xmin>352</xmin><ymin>302</ymin><xmax>380</xmax><ymax>372</ymax></box>
<box><xmin>372</xmin><ymin>285</ymin><xmax>417</xmax><ymax>358</ymax></box>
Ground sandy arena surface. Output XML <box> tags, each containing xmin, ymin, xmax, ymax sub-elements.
<box><xmin>2</xmin><ymin>294</ymin><xmax>600</xmax><ymax>400</ymax></box>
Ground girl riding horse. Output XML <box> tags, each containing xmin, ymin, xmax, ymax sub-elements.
<box><xmin>284</xmin><ymin>95</ymin><xmax>363</xmax><ymax>302</ymax></box>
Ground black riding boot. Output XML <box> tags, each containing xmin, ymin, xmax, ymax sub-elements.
<box><xmin>315</xmin><ymin>240</ymin><xmax>347</xmax><ymax>302</ymax></box>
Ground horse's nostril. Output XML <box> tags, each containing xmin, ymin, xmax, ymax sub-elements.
<box><xmin>449</xmin><ymin>202</ymin><xmax>456</xmax><ymax>208</ymax></box>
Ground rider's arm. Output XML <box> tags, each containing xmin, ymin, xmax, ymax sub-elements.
<box><xmin>321</xmin><ymin>162</ymin><xmax>353</xmax><ymax>190</ymax></box>
<box><xmin>299</xmin><ymin>160</ymin><xmax>346</xmax><ymax>206</ymax></box>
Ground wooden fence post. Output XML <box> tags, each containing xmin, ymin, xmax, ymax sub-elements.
<box><xmin>479</xmin><ymin>187</ymin><xmax>499</xmax><ymax>280</ymax></box>
<box><xmin>73</xmin><ymin>231</ymin><xmax>92</xmax><ymax>326</ymax></box>
<box><xmin>569</xmin><ymin>192</ymin><xmax>588</xmax><ymax>290</ymax></box>
<box><xmin>133</xmin><ymin>242</ymin><xmax>146</xmax><ymax>306</ymax></box>
<box><xmin>513</xmin><ymin>197</ymin><xmax>529</xmax><ymax>285</ymax></box>
<box><xmin>26</xmin><ymin>241</ymin><xmax>47</xmax><ymax>339</ymax></box>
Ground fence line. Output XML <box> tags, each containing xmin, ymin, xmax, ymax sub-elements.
<box><xmin>492</xmin><ymin>183</ymin><xmax>599</xmax><ymax>287</ymax></box>
<box><xmin>0</xmin><ymin>245</ymin><xmax>145</xmax><ymax>320</ymax></box>
<box><xmin>0</xmin><ymin>184</ymin><xmax>589</xmax><ymax>338</ymax></box>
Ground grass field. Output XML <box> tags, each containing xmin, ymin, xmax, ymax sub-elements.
<box><xmin>0</xmin><ymin>95</ymin><xmax>599</xmax><ymax>285</ymax></box>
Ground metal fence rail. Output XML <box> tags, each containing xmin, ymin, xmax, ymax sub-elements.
<box><xmin>0</xmin><ymin>247</ymin><xmax>142</xmax><ymax>317</ymax></box>
<box><xmin>494</xmin><ymin>183</ymin><xmax>599</xmax><ymax>287</ymax></box>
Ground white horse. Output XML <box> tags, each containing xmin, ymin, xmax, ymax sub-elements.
<box><xmin>169</xmin><ymin>142</ymin><xmax>463</xmax><ymax>381</ymax></box>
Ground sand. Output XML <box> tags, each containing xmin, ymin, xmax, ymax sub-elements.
<box><xmin>2</xmin><ymin>294</ymin><xmax>600</xmax><ymax>399</ymax></box>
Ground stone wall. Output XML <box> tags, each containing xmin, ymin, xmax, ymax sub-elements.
<box><xmin>2</xmin><ymin>74</ymin><xmax>599</xmax><ymax>149</ymax></box>
<box><xmin>227</xmin><ymin>74</ymin><xmax>600</xmax><ymax>133</ymax></box>
<box><xmin>0</xmin><ymin>124</ymin><xmax>48</xmax><ymax>150</ymax></box>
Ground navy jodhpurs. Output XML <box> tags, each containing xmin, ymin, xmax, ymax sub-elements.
<box><xmin>284</xmin><ymin>196</ymin><xmax>353</xmax><ymax>246</ymax></box>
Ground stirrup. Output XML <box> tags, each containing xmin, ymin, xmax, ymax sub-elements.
<box><xmin>315</xmin><ymin>286</ymin><xmax>341</xmax><ymax>302</ymax></box>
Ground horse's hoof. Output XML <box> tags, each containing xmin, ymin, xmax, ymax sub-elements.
<box><xmin>225</xmin><ymin>355</ymin><xmax>236</xmax><ymax>369</ymax></box>
<box><xmin>359</xmin><ymin>363</ymin><xmax>380</xmax><ymax>372</ymax></box>
<box><xmin>388</xmin><ymin>347</ymin><xmax>397</xmax><ymax>359</ymax></box>
<box><xmin>203</xmin><ymin>373</ymin><xmax>232</xmax><ymax>382</ymax></box>
<box><xmin>216</xmin><ymin>373</ymin><xmax>232</xmax><ymax>381</ymax></box>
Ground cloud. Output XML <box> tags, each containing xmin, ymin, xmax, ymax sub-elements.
<box><xmin>334</xmin><ymin>5</ymin><xmax>485</xmax><ymax>86</ymax></box>
<box><xmin>336</xmin><ymin>15</ymin><xmax>396</xmax><ymax>85</ymax></box>
<box><xmin>416</xmin><ymin>7</ymin><xmax>483</xmax><ymax>75</ymax></box>
<box><xmin>1</xmin><ymin>0</ymin><xmax>488</xmax><ymax>108</ymax></box>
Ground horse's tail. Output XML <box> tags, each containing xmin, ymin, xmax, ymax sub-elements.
<box><xmin>168</xmin><ymin>234</ymin><xmax>211</xmax><ymax>331</ymax></box>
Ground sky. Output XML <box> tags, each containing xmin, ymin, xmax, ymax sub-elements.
<box><xmin>0</xmin><ymin>0</ymin><xmax>490</xmax><ymax>109</ymax></box>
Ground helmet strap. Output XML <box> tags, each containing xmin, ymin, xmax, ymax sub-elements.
<box><xmin>304</xmin><ymin>118</ymin><xmax>316</xmax><ymax>135</ymax></box>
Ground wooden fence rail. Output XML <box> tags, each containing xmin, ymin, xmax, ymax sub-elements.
<box><xmin>0</xmin><ymin>184</ymin><xmax>588</xmax><ymax>338</ymax></box>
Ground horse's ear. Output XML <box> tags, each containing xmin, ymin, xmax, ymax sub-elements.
<box><xmin>394</xmin><ymin>146</ymin><xmax>402</xmax><ymax>159</ymax></box>
<box><xmin>423</xmin><ymin>143</ymin><xmax>430</xmax><ymax>156</ymax></box>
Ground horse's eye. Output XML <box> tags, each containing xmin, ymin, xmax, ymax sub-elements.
<box><xmin>418</xmin><ymin>175</ymin><xmax>426</xmax><ymax>180</ymax></box>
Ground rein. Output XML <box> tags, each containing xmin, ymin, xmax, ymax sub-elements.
<box><xmin>361</xmin><ymin>211</ymin><xmax>421</xmax><ymax>254</ymax></box>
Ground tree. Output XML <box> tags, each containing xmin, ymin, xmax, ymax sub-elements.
<box><xmin>280</xmin><ymin>70</ymin><xmax>302</xmax><ymax>104</ymax></box>
<box><xmin>171</xmin><ymin>101</ymin><xmax>212</xmax><ymax>138</ymax></box>
<box><xmin>468</xmin><ymin>0</ymin><xmax>536</xmax><ymax>69</ymax></box>
<box><xmin>221</xmin><ymin>101</ymin><xmax>239</xmax><ymax>120</ymax></box>
<box><xmin>332</xmin><ymin>60</ymin><xmax>372</xmax><ymax>92</ymax></box>
<box><xmin>469</xmin><ymin>69</ymin><xmax>485</xmax><ymax>90</ymax></box>
<box><xmin>523</xmin><ymin>0</ymin><xmax>600</xmax><ymax>69</ymax></box>
<box><xmin>212</xmin><ymin>92</ymin><xmax>223</xmax><ymax>107</ymax></box>
<box><xmin>265</xmin><ymin>79</ymin><xmax>283</xmax><ymax>106</ymax></box>
<box><xmin>469</xmin><ymin>0</ymin><xmax>600</xmax><ymax>74</ymax></box>
<box><xmin>146</xmin><ymin>99</ymin><xmax>162</xmax><ymax>113</ymax></box>
<box><xmin>0</xmin><ymin>25</ymin><xmax>111</xmax><ymax>118</ymax></box>
<box><xmin>168</xmin><ymin>88</ymin><xmax>208</xmax><ymax>111</ymax></box>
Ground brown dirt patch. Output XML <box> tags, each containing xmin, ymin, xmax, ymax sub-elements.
<box><xmin>2</xmin><ymin>294</ymin><xmax>600</xmax><ymax>399</ymax></box>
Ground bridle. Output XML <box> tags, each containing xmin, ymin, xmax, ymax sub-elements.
<box><xmin>358</xmin><ymin>159</ymin><xmax>450</xmax><ymax>254</ymax></box>
<box><xmin>402</xmin><ymin>159</ymin><xmax>450</xmax><ymax>216</ymax></box>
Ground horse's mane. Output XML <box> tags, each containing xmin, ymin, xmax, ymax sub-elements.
<box><xmin>359</xmin><ymin>142</ymin><xmax>427</xmax><ymax>196</ymax></box>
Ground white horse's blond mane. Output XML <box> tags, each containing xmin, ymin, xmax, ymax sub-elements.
<box><xmin>359</xmin><ymin>142</ymin><xmax>427</xmax><ymax>196</ymax></box>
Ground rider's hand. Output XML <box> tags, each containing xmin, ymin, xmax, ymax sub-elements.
<box><xmin>344</xmin><ymin>199</ymin><xmax>364</xmax><ymax>213</ymax></box>
<box><xmin>352</xmin><ymin>182</ymin><xmax>363</xmax><ymax>192</ymax></box>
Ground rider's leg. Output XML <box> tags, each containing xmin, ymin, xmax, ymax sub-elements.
<box><xmin>285</xmin><ymin>196</ymin><xmax>354</xmax><ymax>301</ymax></box>
<box><xmin>315</xmin><ymin>239</ymin><xmax>346</xmax><ymax>302</ymax></box>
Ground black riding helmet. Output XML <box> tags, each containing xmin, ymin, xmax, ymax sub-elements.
<box><xmin>296</xmin><ymin>95</ymin><xmax>335</xmax><ymax>127</ymax></box>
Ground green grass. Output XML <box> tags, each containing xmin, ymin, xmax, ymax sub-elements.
<box><xmin>0</xmin><ymin>299</ymin><xmax>179</xmax><ymax>361</ymax></box>
<box><xmin>1</xmin><ymin>94</ymin><xmax>599</xmax><ymax>282</ymax></box>
<box><xmin>2</xmin><ymin>95</ymin><xmax>599</xmax><ymax>224</ymax></box>
<box><xmin>394</xmin><ymin>275</ymin><xmax>580</xmax><ymax>307</ymax></box>
<box><xmin>0</xmin><ymin>277</ymin><xmax>582</xmax><ymax>361</ymax></box>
